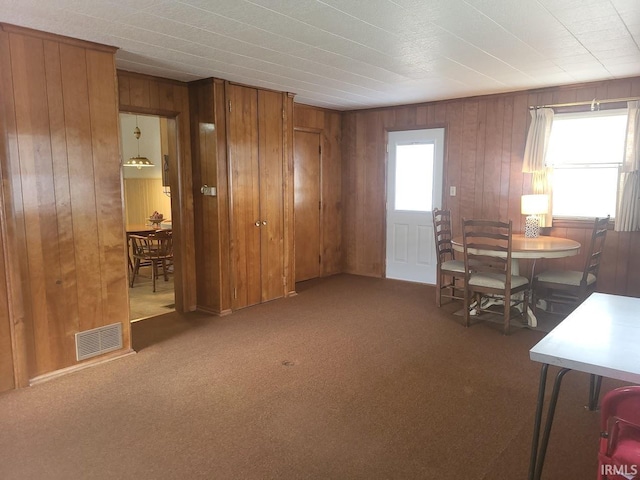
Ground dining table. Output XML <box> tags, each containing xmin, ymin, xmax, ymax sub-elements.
<box><xmin>451</xmin><ymin>233</ymin><xmax>581</xmax><ymax>327</ymax></box>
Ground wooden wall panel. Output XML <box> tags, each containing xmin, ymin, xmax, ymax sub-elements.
<box><xmin>0</xmin><ymin>24</ymin><xmax>131</xmax><ymax>382</ymax></box>
<box><xmin>214</xmin><ymin>79</ymin><xmax>232</xmax><ymax>312</ymax></box>
<box><xmin>118</xmin><ymin>70</ymin><xmax>196</xmax><ymax>313</ymax></box>
<box><xmin>0</xmin><ymin>225</ymin><xmax>14</xmax><ymax>391</ymax></box>
<box><xmin>293</xmin><ymin>104</ymin><xmax>343</xmax><ymax>277</ymax></box>
<box><xmin>61</xmin><ymin>44</ymin><xmax>103</xmax><ymax>338</ymax></box>
<box><xmin>44</xmin><ymin>40</ymin><xmax>79</xmax><ymax>369</ymax></box>
<box><xmin>189</xmin><ymin>79</ymin><xmax>224</xmax><ymax>314</ymax></box>
<box><xmin>0</xmin><ymin>27</ymin><xmax>32</xmax><ymax>389</ymax></box>
<box><xmin>0</xmin><ymin>74</ymin><xmax>15</xmax><ymax>390</ymax></box>
<box><xmin>123</xmin><ymin>178</ymin><xmax>172</xmax><ymax>225</ymax></box>
<box><xmin>341</xmin><ymin>76</ymin><xmax>640</xmax><ymax>296</ymax></box>
<box><xmin>445</xmin><ymin>102</ymin><xmax>463</xmax><ymax>230</ymax></box>
<box><xmin>342</xmin><ymin>111</ymin><xmax>387</xmax><ymax>277</ymax></box>
<box><xmin>283</xmin><ymin>93</ymin><xmax>295</xmax><ymax>296</ymax></box>
<box><xmin>86</xmin><ymin>49</ymin><xmax>130</xmax><ymax>344</ymax></box>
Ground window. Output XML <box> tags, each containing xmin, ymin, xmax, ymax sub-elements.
<box><xmin>394</xmin><ymin>143</ymin><xmax>434</xmax><ymax>211</ymax></box>
<box><xmin>545</xmin><ymin>109</ymin><xmax>627</xmax><ymax>218</ymax></box>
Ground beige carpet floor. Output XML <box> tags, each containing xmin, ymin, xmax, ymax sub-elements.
<box><xmin>0</xmin><ymin>274</ymin><xmax>623</xmax><ymax>479</ymax></box>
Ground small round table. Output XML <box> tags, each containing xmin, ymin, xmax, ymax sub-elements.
<box><xmin>451</xmin><ymin>234</ymin><xmax>581</xmax><ymax>274</ymax></box>
<box><xmin>451</xmin><ymin>234</ymin><xmax>581</xmax><ymax>327</ymax></box>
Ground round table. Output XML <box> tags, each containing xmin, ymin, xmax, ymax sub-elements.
<box><xmin>451</xmin><ymin>233</ymin><xmax>581</xmax><ymax>262</ymax></box>
<box><xmin>451</xmin><ymin>234</ymin><xmax>581</xmax><ymax>327</ymax></box>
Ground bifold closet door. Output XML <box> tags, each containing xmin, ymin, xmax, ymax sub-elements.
<box><xmin>228</xmin><ymin>84</ymin><xmax>262</xmax><ymax>308</ymax></box>
<box><xmin>228</xmin><ymin>84</ymin><xmax>285</xmax><ymax>309</ymax></box>
<box><xmin>257</xmin><ymin>89</ymin><xmax>284</xmax><ymax>303</ymax></box>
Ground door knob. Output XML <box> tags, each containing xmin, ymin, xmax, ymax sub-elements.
<box><xmin>255</xmin><ymin>221</ymin><xmax>260</xmax><ymax>227</ymax></box>
<box><xmin>262</xmin><ymin>220</ymin><xmax>267</xmax><ymax>226</ymax></box>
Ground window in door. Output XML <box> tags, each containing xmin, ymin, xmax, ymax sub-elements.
<box><xmin>394</xmin><ymin>143</ymin><xmax>434</xmax><ymax>212</ymax></box>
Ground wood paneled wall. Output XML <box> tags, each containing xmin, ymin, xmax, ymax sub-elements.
<box><xmin>341</xmin><ymin>77</ymin><xmax>640</xmax><ymax>296</ymax></box>
<box><xmin>188</xmin><ymin>79</ymin><xmax>232</xmax><ymax>315</ymax></box>
<box><xmin>118</xmin><ymin>70</ymin><xmax>197</xmax><ymax>312</ymax></box>
<box><xmin>0</xmin><ymin>209</ymin><xmax>15</xmax><ymax>391</ymax></box>
<box><xmin>0</xmin><ymin>24</ymin><xmax>131</xmax><ymax>387</ymax></box>
<box><xmin>294</xmin><ymin>105</ymin><xmax>343</xmax><ymax>276</ymax></box>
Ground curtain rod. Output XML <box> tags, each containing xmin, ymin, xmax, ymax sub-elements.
<box><xmin>529</xmin><ymin>96</ymin><xmax>640</xmax><ymax>110</ymax></box>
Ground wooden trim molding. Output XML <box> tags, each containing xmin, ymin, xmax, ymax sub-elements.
<box><xmin>283</xmin><ymin>92</ymin><xmax>296</xmax><ymax>296</ymax></box>
<box><xmin>117</xmin><ymin>69</ymin><xmax>188</xmax><ymax>88</ymax></box>
<box><xmin>29</xmin><ymin>349</ymin><xmax>135</xmax><ymax>386</ymax></box>
<box><xmin>0</xmin><ymin>23</ymin><xmax>117</xmax><ymax>53</ymax></box>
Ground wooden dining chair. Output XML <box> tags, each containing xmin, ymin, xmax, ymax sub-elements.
<box><xmin>432</xmin><ymin>208</ymin><xmax>465</xmax><ymax>306</ymax></box>
<box><xmin>129</xmin><ymin>230</ymin><xmax>174</xmax><ymax>292</ymax></box>
<box><xmin>532</xmin><ymin>216</ymin><xmax>610</xmax><ymax>317</ymax></box>
<box><xmin>462</xmin><ymin>219</ymin><xmax>530</xmax><ymax>335</ymax></box>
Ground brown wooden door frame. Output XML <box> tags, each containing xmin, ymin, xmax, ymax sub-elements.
<box><xmin>119</xmin><ymin>109</ymin><xmax>183</xmax><ymax>313</ymax></box>
<box><xmin>293</xmin><ymin>128</ymin><xmax>322</xmax><ymax>282</ymax></box>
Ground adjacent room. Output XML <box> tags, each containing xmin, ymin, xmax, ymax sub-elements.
<box><xmin>1</xmin><ymin>1</ymin><xmax>639</xmax><ymax>479</ymax></box>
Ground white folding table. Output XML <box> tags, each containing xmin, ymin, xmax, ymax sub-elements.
<box><xmin>528</xmin><ymin>292</ymin><xmax>640</xmax><ymax>479</ymax></box>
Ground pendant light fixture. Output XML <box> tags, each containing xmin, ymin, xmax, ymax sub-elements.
<box><xmin>124</xmin><ymin>115</ymin><xmax>154</xmax><ymax>169</ymax></box>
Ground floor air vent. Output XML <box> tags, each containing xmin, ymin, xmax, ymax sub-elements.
<box><xmin>75</xmin><ymin>323</ymin><xmax>123</xmax><ymax>361</ymax></box>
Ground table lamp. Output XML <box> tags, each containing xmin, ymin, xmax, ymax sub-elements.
<box><xmin>521</xmin><ymin>194</ymin><xmax>549</xmax><ymax>238</ymax></box>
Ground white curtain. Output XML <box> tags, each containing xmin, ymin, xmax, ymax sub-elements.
<box><xmin>522</xmin><ymin>108</ymin><xmax>554</xmax><ymax>227</ymax></box>
<box><xmin>615</xmin><ymin>101</ymin><xmax>640</xmax><ymax>231</ymax></box>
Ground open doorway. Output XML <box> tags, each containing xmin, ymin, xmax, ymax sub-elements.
<box><xmin>120</xmin><ymin>112</ymin><xmax>176</xmax><ymax>321</ymax></box>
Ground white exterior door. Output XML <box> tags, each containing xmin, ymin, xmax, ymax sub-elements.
<box><xmin>386</xmin><ymin>129</ymin><xmax>444</xmax><ymax>284</ymax></box>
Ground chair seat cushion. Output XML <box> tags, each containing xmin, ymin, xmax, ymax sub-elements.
<box><xmin>536</xmin><ymin>270</ymin><xmax>596</xmax><ymax>287</ymax></box>
<box><xmin>469</xmin><ymin>273</ymin><xmax>528</xmax><ymax>289</ymax></box>
<box><xmin>441</xmin><ymin>259</ymin><xmax>465</xmax><ymax>273</ymax></box>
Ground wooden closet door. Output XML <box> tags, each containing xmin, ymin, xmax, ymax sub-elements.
<box><xmin>294</xmin><ymin>130</ymin><xmax>321</xmax><ymax>282</ymax></box>
<box><xmin>258</xmin><ymin>89</ymin><xmax>284</xmax><ymax>302</ymax></box>
<box><xmin>228</xmin><ymin>84</ymin><xmax>262</xmax><ymax>308</ymax></box>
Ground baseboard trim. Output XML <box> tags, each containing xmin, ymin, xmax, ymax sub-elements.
<box><xmin>29</xmin><ymin>348</ymin><xmax>136</xmax><ymax>386</ymax></box>
<box><xmin>196</xmin><ymin>306</ymin><xmax>233</xmax><ymax>316</ymax></box>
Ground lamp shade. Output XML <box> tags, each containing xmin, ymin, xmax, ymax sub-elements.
<box><xmin>124</xmin><ymin>156</ymin><xmax>154</xmax><ymax>168</ymax></box>
<box><xmin>521</xmin><ymin>194</ymin><xmax>549</xmax><ymax>215</ymax></box>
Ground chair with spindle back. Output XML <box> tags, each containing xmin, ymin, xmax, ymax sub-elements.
<box><xmin>129</xmin><ymin>230</ymin><xmax>173</xmax><ymax>292</ymax></box>
<box><xmin>462</xmin><ymin>219</ymin><xmax>529</xmax><ymax>335</ymax></box>
<box><xmin>532</xmin><ymin>216</ymin><xmax>609</xmax><ymax>317</ymax></box>
<box><xmin>432</xmin><ymin>208</ymin><xmax>465</xmax><ymax>306</ymax></box>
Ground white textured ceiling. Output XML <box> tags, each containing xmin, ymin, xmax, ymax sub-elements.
<box><xmin>2</xmin><ymin>0</ymin><xmax>639</xmax><ymax>110</ymax></box>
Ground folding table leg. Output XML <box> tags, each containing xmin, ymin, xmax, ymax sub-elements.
<box><xmin>529</xmin><ymin>364</ymin><xmax>572</xmax><ymax>480</ymax></box>
<box><xmin>589</xmin><ymin>374</ymin><xmax>603</xmax><ymax>411</ymax></box>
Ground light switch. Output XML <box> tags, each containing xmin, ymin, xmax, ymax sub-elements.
<box><xmin>450</xmin><ymin>186</ymin><xmax>456</xmax><ymax>196</ymax></box>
